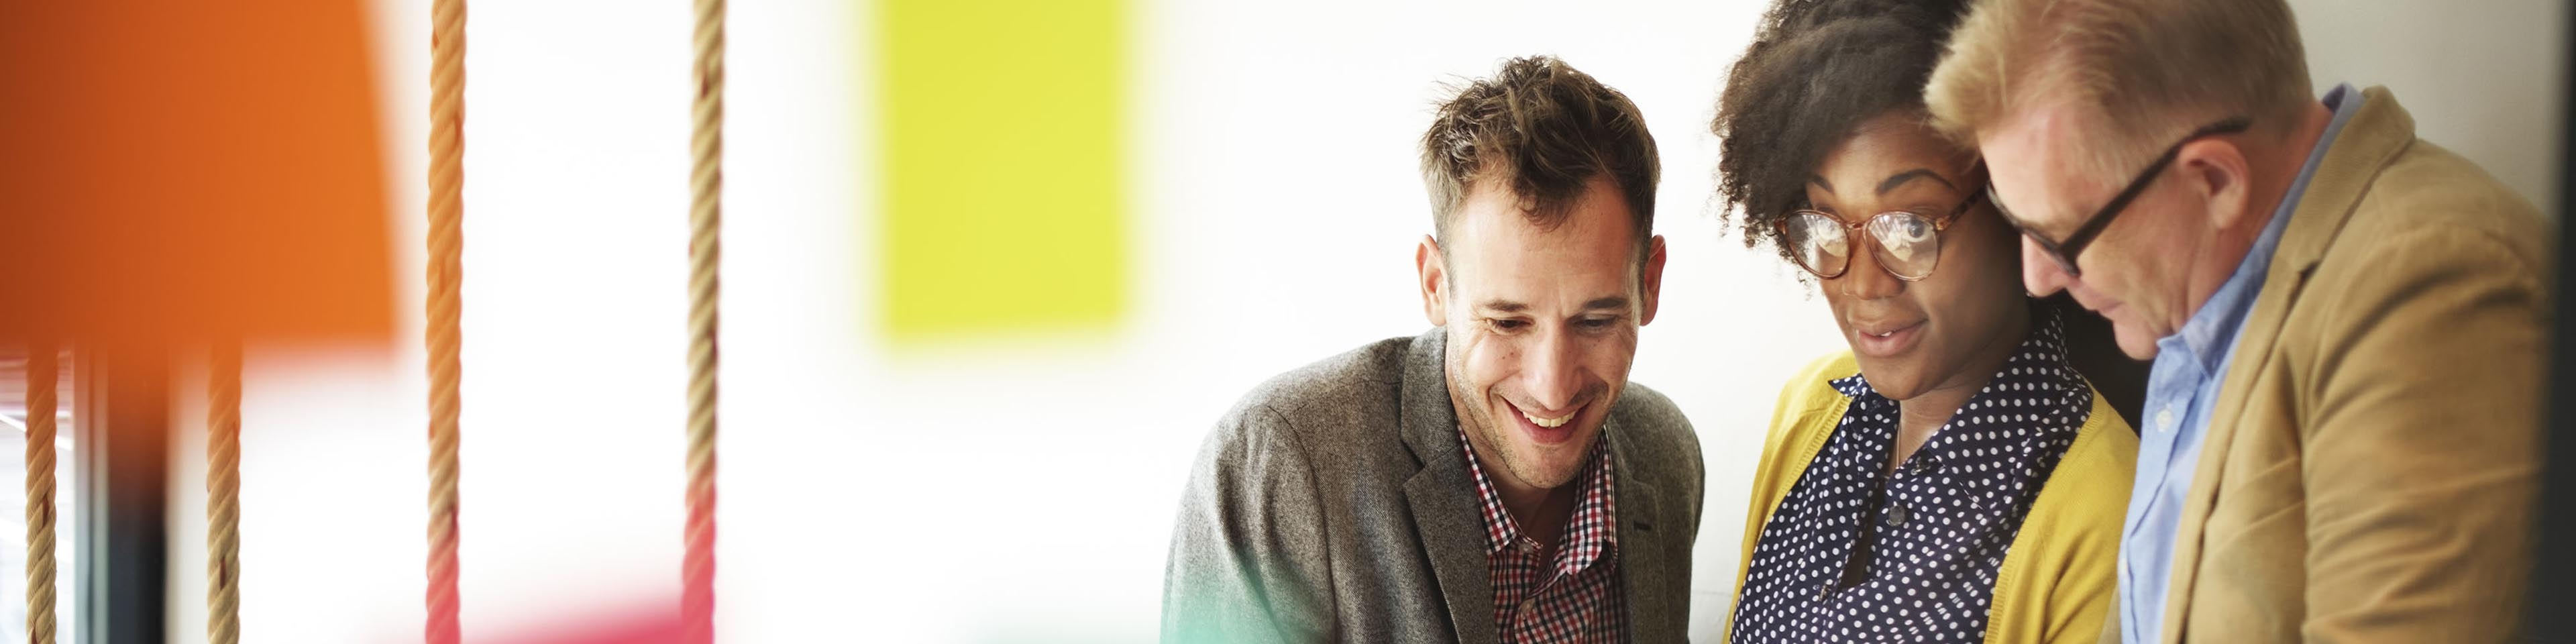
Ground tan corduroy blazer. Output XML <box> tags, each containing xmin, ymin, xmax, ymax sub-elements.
<box><xmin>2137</xmin><ymin>87</ymin><xmax>2551</xmax><ymax>643</ymax></box>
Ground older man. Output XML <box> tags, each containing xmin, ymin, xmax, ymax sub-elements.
<box><xmin>1160</xmin><ymin>56</ymin><xmax>1703</xmax><ymax>643</ymax></box>
<box><xmin>1925</xmin><ymin>1</ymin><xmax>2550</xmax><ymax>642</ymax></box>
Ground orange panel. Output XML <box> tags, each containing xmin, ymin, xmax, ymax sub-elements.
<box><xmin>0</xmin><ymin>0</ymin><xmax>393</xmax><ymax>345</ymax></box>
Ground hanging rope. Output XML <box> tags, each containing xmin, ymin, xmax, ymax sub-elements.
<box><xmin>426</xmin><ymin>0</ymin><xmax>467</xmax><ymax>641</ymax></box>
<box><xmin>682</xmin><ymin>0</ymin><xmax>724</xmax><ymax>639</ymax></box>
<box><xmin>207</xmin><ymin>343</ymin><xmax>242</xmax><ymax>644</ymax></box>
<box><xmin>23</xmin><ymin>342</ymin><xmax>56</xmax><ymax>644</ymax></box>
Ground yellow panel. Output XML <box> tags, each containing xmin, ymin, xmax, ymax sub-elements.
<box><xmin>879</xmin><ymin>0</ymin><xmax>1126</xmax><ymax>339</ymax></box>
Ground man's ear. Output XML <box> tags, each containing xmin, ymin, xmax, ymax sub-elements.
<box><xmin>2181</xmin><ymin>140</ymin><xmax>2253</xmax><ymax>233</ymax></box>
<box><xmin>1639</xmin><ymin>235</ymin><xmax>1667</xmax><ymax>326</ymax></box>
<box><xmin>1417</xmin><ymin>235</ymin><xmax>1448</xmax><ymax>327</ymax></box>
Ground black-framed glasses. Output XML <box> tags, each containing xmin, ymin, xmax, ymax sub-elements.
<box><xmin>1777</xmin><ymin>176</ymin><xmax>1985</xmax><ymax>282</ymax></box>
<box><xmin>1999</xmin><ymin>117</ymin><xmax>2253</xmax><ymax>278</ymax></box>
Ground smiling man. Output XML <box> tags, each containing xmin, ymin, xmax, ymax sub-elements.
<box><xmin>1161</xmin><ymin>56</ymin><xmax>1703</xmax><ymax>643</ymax></box>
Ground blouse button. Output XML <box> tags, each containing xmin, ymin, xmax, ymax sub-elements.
<box><xmin>1888</xmin><ymin>504</ymin><xmax>1910</xmax><ymax>527</ymax></box>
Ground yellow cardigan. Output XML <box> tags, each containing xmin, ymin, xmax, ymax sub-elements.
<box><xmin>1724</xmin><ymin>351</ymin><xmax>2138</xmax><ymax>644</ymax></box>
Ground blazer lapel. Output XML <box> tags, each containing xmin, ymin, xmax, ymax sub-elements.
<box><xmin>1609</xmin><ymin>426</ymin><xmax>1674</xmax><ymax>642</ymax></box>
<box><xmin>2158</xmin><ymin>87</ymin><xmax>2417</xmax><ymax>643</ymax></box>
<box><xmin>1396</xmin><ymin>328</ymin><xmax>1498</xmax><ymax>643</ymax></box>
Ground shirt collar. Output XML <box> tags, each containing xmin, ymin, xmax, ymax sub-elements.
<box><xmin>1458</xmin><ymin>425</ymin><xmax>1619</xmax><ymax>574</ymax></box>
<box><xmin>2159</xmin><ymin>83</ymin><xmax>2366</xmax><ymax>370</ymax></box>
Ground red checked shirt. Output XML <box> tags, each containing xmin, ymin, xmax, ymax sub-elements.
<box><xmin>1460</xmin><ymin>426</ymin><xmax>1627</xmax><ymax>643</ymax></box>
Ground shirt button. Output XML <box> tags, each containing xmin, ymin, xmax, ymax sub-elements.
<box><xmin>1888</xmin><ymin>504</ymin><xmax>1909</xmax><ymax>527</ymax></box>
<box><xmin>2155</xmin><ymin>407</ymin><xmax>2177</xmax><ymax>433</ymax></box>
<box><xmin>1817</xmin><ymin>585</ymin><xmax>1831</xmax><ymax>600</ymax></box>
<box><xmin>1518</xmin><ymin>598</ymin><xmax>1536</xmax><ymax>614</ymax></box>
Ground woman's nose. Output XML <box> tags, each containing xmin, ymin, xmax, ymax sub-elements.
<box><xmin>1837</xmin><ymin>242</ymin><xmax>1904</xmax><ymax>300</ymax></box>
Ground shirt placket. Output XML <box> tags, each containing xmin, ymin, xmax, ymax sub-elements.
<box><xmin>2123</xmin><ymin>355</ymin><xmax>2206</xmax><ymax>641</ymax></box>
<box><xmin>1513</xmin><ymin>519</ymin><xmax>1573</xmax><ymax>631</ymax></box>
<box><xmin>1504</xmin><ymin>541</ymin><xmax>1542</xmax><ymax>639</ymax></box>
<box><xmin>1817</xmin><ymin>415</ymin><xmax>1898</xmax><ymax>602</ymax></box>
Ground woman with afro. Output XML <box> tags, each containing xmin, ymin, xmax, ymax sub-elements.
<box><xmin>1711</xmin><ymin>0</ymin><xmax>2139</xmax><ymax>642</ymax></box>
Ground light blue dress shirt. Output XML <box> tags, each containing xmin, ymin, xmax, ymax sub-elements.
<box><xmin>2115</xmin><ymin>84</ymin><xmax>2364</xmax><ymax>644</ymax></box>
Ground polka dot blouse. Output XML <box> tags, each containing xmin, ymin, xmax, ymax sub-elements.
<box><xmin>1729</xmin><ymin>311</ymin><xmax>2092</xmax><ymax>643</ymax></box>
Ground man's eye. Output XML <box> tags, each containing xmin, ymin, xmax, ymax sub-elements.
<box><xmin>1487</xmin><ymin>319</ymin><xmax>1528</xmax><ymax>331</ymax></box>
<box><xmin>1579</xmin><ymin>317</ymin><xmax>1617</xmax><ymax>329</ymax></box>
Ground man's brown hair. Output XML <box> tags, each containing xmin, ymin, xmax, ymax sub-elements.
<box><xmin>1419</xmin><ymin>55</ymin><xmax>1660</xmax><ymax>258</ymax></box>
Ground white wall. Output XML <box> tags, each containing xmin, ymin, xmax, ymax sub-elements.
<box><xmin>2291</xmin><ymin>0</ymin><xmax>2567</xmax><ymax>215</ymax></box>
<box><xmin>162</xmin><ymin>1</ymin><xmax>2559</xmax><ymax>642</ymax></box>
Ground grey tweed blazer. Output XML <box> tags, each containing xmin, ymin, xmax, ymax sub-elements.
<box><xmin>1162</xmin><ymin>328</ymin><xmax>1705</xmax><ymax>643</ymax></box>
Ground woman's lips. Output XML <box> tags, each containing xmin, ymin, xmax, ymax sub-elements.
<box><xmin>1851</xmin><ymin>319</ymin><xmax>1926</xmax><ymax>358</ymax></box>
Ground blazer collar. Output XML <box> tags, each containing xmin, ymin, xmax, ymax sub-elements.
<box><xmin>1397</xmin><ymin>327</ymin><xmax>1498</xmax><ymax>642</ymax></box>
<box><xmin>2159</xmin><ymin>86</ymin><xmax>2417</xmax><ymax>643</ymax></box>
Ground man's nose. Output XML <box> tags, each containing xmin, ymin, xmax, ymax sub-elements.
<box><xmin>2022</xmin><ymin>236</ymin><xmax>2071</xmax><ymax>297</ymax></box>
<box><xmin>1522</xmin><ymin>329</ymin><xmax>1584</xmax><ymax>412</ymax></box>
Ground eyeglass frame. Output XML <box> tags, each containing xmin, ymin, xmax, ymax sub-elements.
<box><xmin>1995</xmin><ymin>116</ymin><xmax>2254</xmax><ymax>278</ymax></box>
<box><xmin>1774</xmin><ymin>164</ymin><xmax>1988</xmax><ymax>282</ymax></box>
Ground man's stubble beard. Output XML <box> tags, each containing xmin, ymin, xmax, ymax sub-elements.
<box><xmin>1444</xmin><ymin>333</ymin><xmax>1595</xmax><ymax>490</ymax></box>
